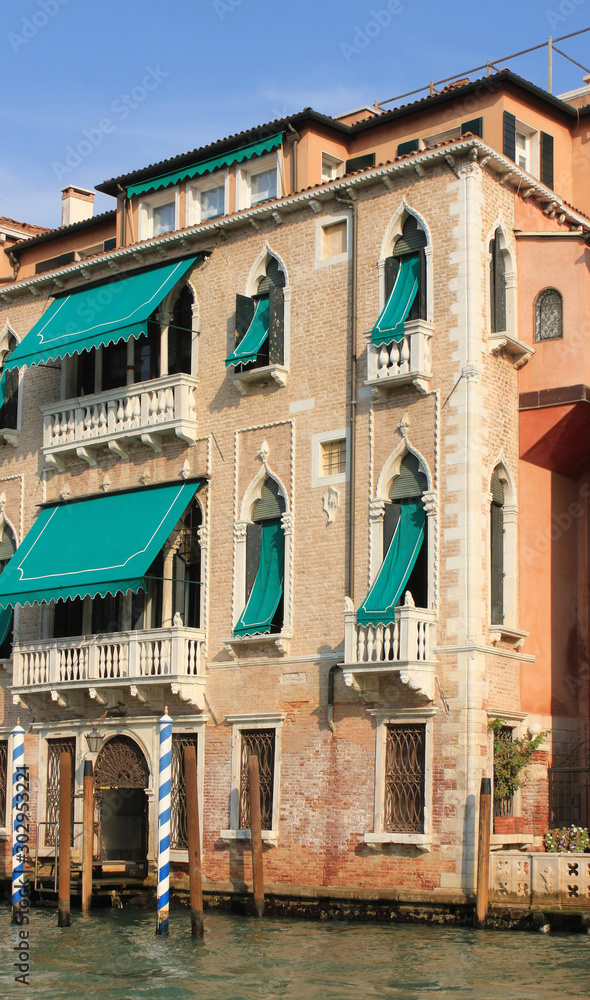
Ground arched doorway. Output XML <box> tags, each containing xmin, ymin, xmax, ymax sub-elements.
<box><xmin>94</xmin><ymin>735</ymin><xmax>149</xmax><ymax>866</ymax></box>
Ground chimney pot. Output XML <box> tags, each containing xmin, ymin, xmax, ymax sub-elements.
<box><xmin>61</xmin><ymin>185</ymin><xmax>95</xmax><ymax>227</ymax></box>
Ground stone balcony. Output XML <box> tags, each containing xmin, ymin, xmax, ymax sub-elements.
<box><xmin>365</xmin><ymin>319</ymin><xmax>433</xmax><ymax>397</ymax></box>
<box><xmin>11</xmin><ymin>625</ymin><xmax>206</xmax><ymax>712</ymax></box>
<box><xmin>342</xmin><ymin>595</ymin><xmax>437</xmax><ymax>702</ymax></box>
<box><xmin>41</xmin><ymin>373</ymin><xmax>199</xmax><ymax>469</ymax></box>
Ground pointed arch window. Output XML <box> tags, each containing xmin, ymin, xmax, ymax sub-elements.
<box><xmin>0</xmin><ymin>522</ymin><xmax>16</xmax><ymax>657</ymax></box>
<box><xmin>226</xmin><ymin>257</ymin><xmax>285</xmax><ymax>371</ymax></box>
<box><xmin>359</xmin><ymin>454</ymin><xmax>428</xmax><ymax>626</ymax></box>
<box><xmin>0</xmin><ymin>335</ymin><xmax>19</xmax><ymax>432</ymax></box>
<box><xmin>490</xmin><ymin>467</ymin><xmax>505</xmax><ymax>626</ymax></box>
<box><xmin>534</xmin><ymin>288</ymin><xmax>562</xmax><ymax>342</ymax></box>
<box><xmin>372</xmin><ymin>217</ymin><xmax>427</xmax><ymax>345</ymax></box>
<box><xmin>490</xmin><ymin>230</ymin><xmax>507</xmax><ymax>333</ymax></box>
<box><xmin>235</xmin><ymin>477</ymin><xmax>285</xmax><ymax>637</ymax></box>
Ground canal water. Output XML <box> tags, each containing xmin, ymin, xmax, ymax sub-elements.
<box><xmin>2</xmin><ymin>908</ymin><xmax>589</xmax><ymax>1000</ymax></box>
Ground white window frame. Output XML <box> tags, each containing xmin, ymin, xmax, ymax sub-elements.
<box><xmin>321</xmin><ymin>152</ymin><xmax>344</xmax><ymax>182</ymax></box>
<box><xmin>221</xmin><ymin>713</ymin><xmax>285</xmax><ymax>844</ymax></box>
<box><xmin>365</xmin><ymin>707</ymin><xmax>437</xmax><ymax>850</ymax></box>
<box><xmin>186</xmin><ymin>171</ymin><xmax>229</xmax><ymax>226</ymax></box>
<box><xmin>423</xmin><ymin>125</ymin><xmax>461</xmax><ymax>148</ymax></box>
<box><xmin>138</xmin><ymin>188</ymin><xmax>180</xmax><ymax>241</ymax></box>
<box><xmin>236</xmin><ymin>152</ymin><xmax>281</xmax><ymax>210</ymax></box>
<box><xmin>514</xmin><ymin>119</ymin><xmax>539</xmax><ymax>177</ymax></box>
<box><xmin>311</xmin><ymin>428</ymin><xmax>349</xmax><ymax>488</ymax></box>
<box><xmin>314</xmin><ymin>211</ymin><xmax>351</xmax><ymax>269</ymax></box>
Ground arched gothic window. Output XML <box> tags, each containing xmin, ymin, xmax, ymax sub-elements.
<box><xmin>0</xmin><ymin>522</ymin><xmax>16</xmax><ymax>657</ymax></box>
<box><xmin>490</xmin><ymin>467</ymin><xmax>505</xmax><ymax>625</ymax></box>
<box><xmin>227</xmin><ymin>257</ymin><xmax>286</xmax><ymax>371</ymax></box>
<box><xmin>534</xmin><ymin>288</ymin><xmax>563</xmax><ymax>341</ymax></box>
<box><xmin>0</xmin><ymin>335</ymin><xmax>19</xmax><ymax>431</ymax></box>
<box><xmin>489</xmin><ymin>229</ymin><xmax>507</xmax><ymax>333</ymax></box>
<box><xmin>235</xmin><ymin>477</ymin><xmax>286</xmax><ymax>636</ymax></box>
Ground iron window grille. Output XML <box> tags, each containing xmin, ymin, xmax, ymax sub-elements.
<box><xmin>0</xmin><ymin>740</ymin><xmax>7</xmax><ymax>827</ymax></box>
<box><xmin>45</xmin><ymin>737</ymin><xmax>76</xmax><ymax>846</ymax></box>
<box><xmin>549</xmin><ymin>728</ymin><xmax>590</xmax><ymax>829</ymax></box>
<box><xmin>170</xmin><ymin>733</ymin><xmax>199</xmax><ymax>850</ymax></box>
<box><xmin>493</xmin><ymin>725</ymin><xmax>515</xmax><ymax>817</ymax></box>
<box><xmin>384</xmin><ymin>724</ymin><xmax>425</xmax><ymax>833</ymax></box>
<box><xmin>239</xmin><ymin>729</ymin><xmax>275</xmax><ymax>831</ymax></box>
<box><xmin>534</xmin><ymin>288</ymin><xmax>563</xmax><ymax>341</ymax></box>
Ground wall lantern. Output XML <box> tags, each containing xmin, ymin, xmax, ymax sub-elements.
<box><xmin>85</xmin><ymin>728</ymin><xmax>102</xmax><ymax>754</ymax></box>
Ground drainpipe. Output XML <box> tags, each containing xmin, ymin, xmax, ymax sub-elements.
<box><xmin>285</xmin><ymin>125</ymin><xmax>300</xmax><ymax>194</ymax></box>
<box><xmin>335</xmin><ymin>191</ymin><xmax>358</xmax><ymax>601</ymax></box>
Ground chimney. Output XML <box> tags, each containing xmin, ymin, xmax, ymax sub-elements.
<box><xmin>61</xmin><ymin>185</ymin><xmax>95</xmax><ymax>227</ymax></box>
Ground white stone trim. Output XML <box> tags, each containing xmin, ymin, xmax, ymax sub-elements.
<box><xmin>366</xmin><ymin>707</ymin><xmax>437</xmax><ymax>850</ymax></box>
<box><xmin>310</xmin><ymin>428</ymin><xmax>349</xmax><ymax>489</ymax></box>
<box><xmin>314</xmin><ymin>211</ymin><xmax>352</xmax><ymax>269</ymax></box>
<box><xmin>223</xmin><ymin>713</ymin><xmax>286</xmax><ymax>839</ymax></box>
<box><xmin>486</xmin><ymin>217</ymin><xmax>518</xmax><ymax>339</ymax></box>
<box><xmin>186</xmin><ymin>170</ymin><xmax>230</xmax><ymax>227</ymax></box>
<box><xmin>138</xmin><ymin>187</ymin><xmax>180</xmax><ymax>241</ymax></box>
<box><xmin>378</xmin><ymin>201</ymin><xmax>433</xmax><ymax>324</ymax></box>
<box><xmin>236</xmin><ymin>152</ymin><xmax>281</xmax><ymax>210</ymax></box>
<box><xmin>488</xmin><ymin>460</ymin><xmax>518</xmax><ymax>630</ymax></box>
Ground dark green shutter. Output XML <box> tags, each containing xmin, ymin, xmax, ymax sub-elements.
<box><xmin>503</xmin><ymin>112</ymin><xmax>516</xmax><ymax>162</ymax></box>
<box><xmin>384</xmin><ymin>255</ymin><xmax>400</xmax><ymax>300</ymax></box>
<box><xmin>345</xmin><ymin>153</ymin><xmax>375</xmax><ymax>173</ymax></box>
<box><xmin>490</xmin><ymin>501</ymin><xmax>504</xmax><ymax>625</ymax></box>
<box><xmin>540</xmin><ymin>132</ymin><xmax>554</xmax><ymax>190</ymax></box>
<box><xmin>252</xmin><ymin>478</ymin><xmax>286</xmax><ymax>521</ymax></box>
<box><xmin>0</xmin><ymin>529</ymin><xmax>15</xmax><ymax>562</ymax></box>
<box><xmin>397</xmin><ymin>139</ymin><xmax>419</xmax><ymax>156</ymax></box>
<box><xmin>490</xmin><ymin>469</ymin><xmax>505</xmax><ymax>505</ymax></box>
<box><xmin>393</xmin><ymin>217</ymin><xmax>427</xmax><ymax>256</ymax></box>
<box><xmin>389</xmin><ymin>453</ymin><xmax>427</xmax><ymax>500</ymax></box>
<box><xmin>490</xmin><ymin>233</ymin><xmax>506</xmax><ymax>333</ymax></box>
<box><xmin>383</xmin><ymin>501</ymin><xmax>400</xmax><ymax>558</ymax></box>
<box><xmin>461</xmin><ymin>117</ymin><xmax>483</xmax><ymax>138</ymax></box>
<box><xmin>257</xmin><ymin>258</ymin><xmax>285</xmax><ymax>295</ymax></box>
<box><xmin>268</xmin><ymin>284</ymin><xmax>284</xmax><ymax>365</ymax></box>
<box><xmin>245</xmin><ymin>523</ymin><xmax>262</xmax><ymax>602</ymax></box>
<box><xmin>0</xmin><ymin>368</ymin><xmax>19</xmax><ymax>430</ymax></box>
<box><xmin>235</xmin><ymin>293</ymin><xmax>256</xmax><ymax>347</ymax></box>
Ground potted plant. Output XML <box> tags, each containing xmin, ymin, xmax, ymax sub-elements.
<box><xmin>543</xmin><ymin>826</ymin><xmax>590</xmax><ymax>853</ymax></box>
<box><xmin>488</xmin><ymin>719</ymin><xmax>549</xmax><ymax>834</ymax></box>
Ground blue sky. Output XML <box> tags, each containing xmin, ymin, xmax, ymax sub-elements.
<box><xmin>1</xmin><ymin>0</ymin><xmax>588</xmax><ymax>228</ymax></box>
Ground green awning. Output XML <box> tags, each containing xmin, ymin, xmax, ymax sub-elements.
<box><xmin>127</xmin><ymin>133</ymin><xmax>283</xmax><ymax>198</ymax></box>
<box><xmin>371</xmin><ymin>255</ymin><xmax>420</xmax><ymax>345</ymax></box>
<box><xmin>2</xmin><ymin>257</ymin><xmax>198</xmax><ymax>376</ymax></box>
<box><xmin>234</xmin><ymin>518</ymin><xmax>284</xmax><ymax>637</ymax></box>
<box><xmin>357</xmin><ymin>499</ymin><xmax>425</xmax><ymax>627</ymax></box>
<box><xmin>0</xmin><ymin>480</ymin><xmax>203</xmax><ymax>610</ymax></box>
<box><xmin>225</xmin><ymin>297</ymin><xmax>269</xmax><ymax>367</ymax></box>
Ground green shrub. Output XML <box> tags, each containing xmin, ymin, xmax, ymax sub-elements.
<box><xmin>543</xmin><ymin>826</ymin><xmax>590</xmax><ymax>853</ymax></box>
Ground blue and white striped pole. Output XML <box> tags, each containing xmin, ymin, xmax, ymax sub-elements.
<box><xmin>11</xmin><ymin>721</ymin><xmax>26</xmax><ymax>923</ymax></box>
<box><xmin>156</xmin><ymin>708</ymin><xmax>172</xmax><ymax>935</ymax></box>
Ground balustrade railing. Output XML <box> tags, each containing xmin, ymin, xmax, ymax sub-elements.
<box><xmin>41</xmin><ymin>373</ymin><xmax>198</xmax><ymax>459</ymax></box>
<box><xmin>366</xmin><ymin>319</ymin><xmax>433</xmax><ymax>389</ymax></box>
<box><xmin>12</xmin><ymin>626</ymin><xmax>206</xmax><ymax>689</ymax></box>
<box><xmin>344</xmin><ymin>600</ymin><xmax>436</xmax><ymax>666</ymax></box>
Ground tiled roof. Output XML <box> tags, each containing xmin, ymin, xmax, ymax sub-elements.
<box><xmin>9</xmin><ymin>210</ymin><xmax>116</xmax><ymax>254</ymax></box>
<box><xmin>0</xmin><ymin>216</ymin><xmax>49</xmax><ymax>235</ymax></box>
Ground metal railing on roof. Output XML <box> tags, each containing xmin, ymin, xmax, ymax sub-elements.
<box><xmin>377</xmin><ymin>27</ymin><xmax>590</xmax><ymax>110</ymax></box>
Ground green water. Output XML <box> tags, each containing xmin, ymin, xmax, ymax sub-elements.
<box><xmin>1</xmin><ymin>908</ymin><xmax>589</xmax><ymax>1000</ymax></box>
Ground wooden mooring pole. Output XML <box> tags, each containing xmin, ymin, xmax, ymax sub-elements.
<box><xmin>184</xmin><ymin>745</ymin><xmax>204</xmax><ymax>936</ymax></box>
<box><xmin>81</xmin><ymin>760</ymin><xmax>94</xmax><ymax>913</ymax></box>
<box><xmin>57</xmin><ymin>752</ymin><xmax>72</xmax><ymax>927</ymax></box>
<box><xmin>475</xmin><ymin>777</ymin><xmax>492</xmax><ymax>928</ymax></box>
<box><xmin>248</xmin><ymin>754</ymin><xmax>264</xmax><ymax>918</ymax></box>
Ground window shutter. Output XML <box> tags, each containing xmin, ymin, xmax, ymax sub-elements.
<box><xmin>0</xmin><ymin>529</ymin><xmax>15</xmax><ymax>563</ymax></box>
<box><xmin>384</xmin><ymin>255</ymin><xmax>400</xmax><ymax>300</ymax></box>
<box><xmin>0</xmin><ymin>368</ymin><xmax>19</xmax><ymax>430</ymax></box>
<box><xmin>490</xmin><ymin>469</ymin><xmax>505</xmax><ymax>505</ymax></box>
<box><xmin>245</xmin><ymin>522</ymin><xmax>262</xmax><ymax>602</ymax></box>
<box><xmin>393</xmin><ymin>217</ymin><xmax>427</xmax><ymax>256</ymax></box>
<box><xmin>461</xmin><ymin>117</ymin><xmax>483</xmax><ymax>138</ymax></box>
<box><xmin>383</xmin><ymin>501</ymin><xmax>400</xmax><ymax>558</ymax></box>
<box><xmin>490</xmin><ymin>233</ymin><xmax>506</xmax><ymax>333</ymax></box>
<box><xmin>417</xmin><ymin>249</ymin><xmax>427</xmax><ymax>320</ymax></box>
<box><xmin>389</xmin><ymin>453</ymin><xmax>427</xmax><ymax>499</ymax></box>
<box><xmin>490</xmin><ymin>501</ymin><xmax>504</xmax><ymax>625</ymax></box>
<box><xmin>540</xmin><ymin>132</ymin><xmax>554</xmax><ymax>190</ymax></box>
<box><xmin>397</xmin><ymin>139</ymin><xmax>419</xmax><ymax>155</ymax></box>
<box><xmin>503</xmin><ymin>112</ymin><xmax>516</xmax><ymax>162</ymax></box>
<box><xmin>252</xmin><ymin>478</ymin><xmax>286</xmax><ymax>520</ymax></box>
<box><xmin>345</xmin><ymin>153</ymin><xmax>375</xmax><ymax>173</ymax></box>
<box><xmin>257</xmin><ymin>258</ymin><xmax>285</xmax><ymax>295</ymax></box>
<box><xmin>235</xmin><ymin>293</ymin><xmax>256</xmax><ymax>347</ymax></box>
<box><xmin>268</xmin><ymin>284</ymin><xmax>284</xmax><ymax>365</ymax></box>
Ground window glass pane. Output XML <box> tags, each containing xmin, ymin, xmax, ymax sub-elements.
<box><xmin>322</xmin><ymin>221</ymin><xmax>347</xmax><ymax>258</ymax></box>
<box><xmin>134</xmin><ymin>321</ymin><xmax>160</xmax><ymax>382</ymax></box>
<box><xmin>250</xmin><ymin>168</ymin><xmax>277</xmax><ymax>204</ymax></box>
<box><xmin>516</xmin><ymin>132</ymin><xmax>528</xmax><ymax>170</ymax></box>
<box><xmin>535</xmin><ymin>288</ymin><xmax>563</xmax><ymax>341</ymax></box>
<box><xmin>152</xmin><ymin>202</ymin><xmax>175</xmax><ymax>236</ymax></box>
<box><xmin>321</xmin><ymin>156</ymin><xmax>342</xmax><ymax>182</ymax></box>
<box><xmin>101</xmin><ymin>340</ymin><xmax>127</xmax><ymax>391</ymax></box>
<box><xmin>321</xmin><ymin>439</ymin><xmax>346</xmax><ymax>476</ymax></box>
<box><xmin>199</xmin><ymin>185</ymin><xmax>224</xmax><ymax>220</ymax></box>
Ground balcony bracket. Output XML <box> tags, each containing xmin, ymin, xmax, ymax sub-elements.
<box><xmin>175</xmin><ymin>427</ymin><xmax>198</xmax><ymax>446</ymax></box>
<box><xmin>51</xmin><ymin>689</ymin><xmax>68</xmax><ymax>708</ymax></box>
<box><xmin>44</xmin><ymin>453</ymin><xmax>66</xmax><ymax>473</ymax></box>
<box><xmin>76</xmin><ymin>446</ymin><xmax>97</xmax><ymax>467</ymax></box>
<box><xmin>170</xmin><ymin>681</ymin><xmax>206</xmax><ymax>711</ymax></box>
<box><xmin>88</xmin><ymin>687</ymin><xmax>119</xmax><ymax>708</ymax></box>
<box><xmin>129</xmin><ymin>684</ymin><xmax>148</xmax><ymax>704</ymax></box>
<box><xmin>140</xmin><ymin>433</ymin><xmax>162</xmax><ymax>454</ymax></box>
<box><xmin>108</xmin><ymin>440</ymin><xmax>129</xmax><ymax>461</ymax></box>
<box><xmin>12</xmin><ymin>693</ymin><xmax>30</xmax><ymax>711</ymax></box>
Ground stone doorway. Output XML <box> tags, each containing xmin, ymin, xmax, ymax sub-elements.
<box><xmin>93</xmin><ymin>735</ymin><xmax>149</xmax><ymax>867</ymax></box>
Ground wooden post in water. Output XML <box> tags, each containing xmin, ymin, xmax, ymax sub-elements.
<box><xmin>183</xmin><ymin>745</ymin><xmax>204</xmax><ymax>936</ymax></box>
<box><xmin>248</xmin><ymin>754</ymin><xmax>264</xmax><ymax>918</ymax></box>
<box><xmin>57</xmin><ymin>752</ymin><xmax>72</xmax><ymax>927</ymax></box>
<box><xmin>81</xmin><ymin>760</ymin><xmax>94</xmax><ymax>913</ymax></box>
<box><xmin>475</xmin><ymin>777</ymin><xmax>492</xmax><ymax>928</ymax></box>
